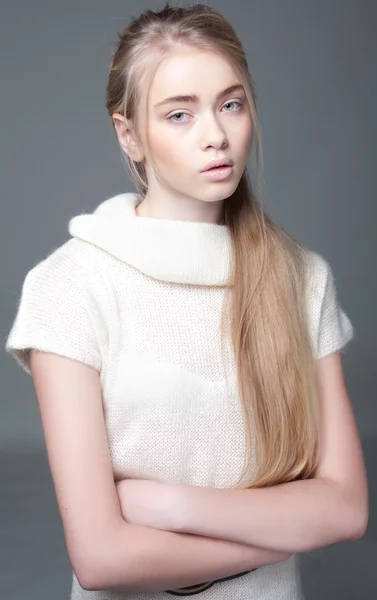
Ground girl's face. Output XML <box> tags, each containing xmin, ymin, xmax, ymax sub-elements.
<box><xmin>138</xmin><ymin>48</ymin><xmax>252</xmax><ymax>219</ymax></box>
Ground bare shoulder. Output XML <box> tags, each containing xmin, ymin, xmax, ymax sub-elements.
<box><xmin>30</xmin><ymin>350</ymin><xmax>122</xmax><ymax>588</ymax></box>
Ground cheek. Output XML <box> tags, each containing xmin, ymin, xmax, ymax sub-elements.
<box><xmin>148</xmin><ymin>127</ymin><xmax>186</xmax><ymax>170</ymax></box>
<box><xmin>236</xmin><ymin>116</ymin><xmax>252</xmax><ymax>149</ymax></box>
<box><xmin>229</xmin><ymin>123</ymin><xmax>252</xmax><ymax>162</ymax></box>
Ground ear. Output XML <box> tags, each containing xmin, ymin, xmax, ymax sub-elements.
<box><xmin>111</xmin><ymin>113</ymin><xmax>145</xmax><ymax>162</ymax></box>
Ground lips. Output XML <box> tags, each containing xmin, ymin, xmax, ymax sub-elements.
<box><xmin>201</xmin><ymin>164</ymin><xmax>234</xmax><ymax>181</ymax></box>
<box><xmin>201</xmin><ymin>158</ymin><xmax>233</xmax><ymax>172</ymax></box>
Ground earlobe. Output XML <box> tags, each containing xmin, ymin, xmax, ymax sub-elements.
<box><xmin>111</xmin><ymin>112</ymin><xmax>144</xmax><ymax>162</ymax></box>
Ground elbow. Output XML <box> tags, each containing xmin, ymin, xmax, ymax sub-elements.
<box><xmin>74</xmin><ymin>549</ymin><xmax>114</xmax><ymax>592</ymax></box>
<box><xmin>74</xmin><ymin>524</ymin><xmax>136</xmax><ymax>592</ymax></box>
<box><xmin>70</xmin><ymin>558</ymin><xmax>96</xmax><ymax>591</ymax></box>
<box><xmin>349</xmin><ymin>506</ymin><xmax>369</xmax><ymax>541</ymax></box>
<box><xmin>79</xmin><ymin>566</ymin><xmax>134</xmax><ymax>593</ymax></box>
<box><xmin>343</xmin><ymin>493</ymin><xmax>369</xmax><ymax>542</ymax></box>
<box><xmin>72</xmin><ymin>555</ymin><xmax>105</xmax><ymax>592</ymax></box>
<box><xmin>68</xmin><ymin>535</ymin><xmax>116</xmax><ymax>592</ymax></box>
<box><xmin>78</xmin><ymin>575</ymin><xmax>107</xmax><ymax>593</ymax></box>
<box><xmin>327</xmin><ymin>479</ymin><xmax>369</xmax><ymax>544</ymax></box>
<box><xmin>75</xmin><ymin>557</ymin><xmax>110</xmax><ymax>592</ymax></box>
<box><xmin>76</xmin><ymin>572</ymin><xmax>97</xmax><ymax>592</ymax></box>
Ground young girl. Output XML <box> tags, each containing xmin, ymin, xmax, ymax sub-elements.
<box><xmin>5</xmin><ymin>3</ymin><xmax>368</xmax><ymax>599</ymax></box>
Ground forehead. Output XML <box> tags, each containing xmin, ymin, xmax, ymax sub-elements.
<box><xmin>147</xmin><ymin>49</ymin><xmax>239</xmax><ymax>104</ymax></box>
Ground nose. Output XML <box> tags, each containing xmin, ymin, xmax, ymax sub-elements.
<box><xmin>199</xmin><ymin>112</ymin><xmax>229</xmax><ymax>151</ymax></box>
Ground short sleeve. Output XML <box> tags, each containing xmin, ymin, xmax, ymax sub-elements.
<box><xmin>315</xmin><ymin>255</ymin><xmax>354</xmax><ymax>359</ymax></box>
<box><xmin>5</xmin><ymin>256</ymin><xmax>102</xmax><ymax>375</ymax></box>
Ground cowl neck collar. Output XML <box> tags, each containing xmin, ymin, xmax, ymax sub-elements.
<box><xmin>68</xmin><ymin>193</ymin><xmax>232</xmax><ymax>286</ymax></box>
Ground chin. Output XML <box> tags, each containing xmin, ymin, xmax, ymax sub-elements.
<box><xmin>200</xmin><ymin>184</ymin><xmax>239</xmax><ymax>203</ymax></box>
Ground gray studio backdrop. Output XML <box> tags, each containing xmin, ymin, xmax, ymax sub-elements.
<box><xmin>1</xmin><ymin>1</ymin><xmax>376</xmax><ymax>599</ymax></box>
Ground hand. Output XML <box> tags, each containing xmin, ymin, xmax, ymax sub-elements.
<box><xmin>115</xmin><ymin>478</ymin><xmax>184</xmax><ymax>532</ymax></box>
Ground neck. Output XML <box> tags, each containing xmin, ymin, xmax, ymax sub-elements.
<box><xmin>137</xmin><ymin>190</ymin><xmax>226</xmax><ymax>225</ymax></box>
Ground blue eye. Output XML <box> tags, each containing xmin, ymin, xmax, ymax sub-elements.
<box><xmin>166</xmin><ymin>101</ymin><xmax>243</xmax><ymax>123</ymax></box>
<box><xmin>223</xmin><ymin>101</ymin><xmax>243</xmax><ymax>111</ymax></box>
<box><xmin>168</xmin><ymin>112</ymin><xmax>189</xmax><ymax>123</ymax></box>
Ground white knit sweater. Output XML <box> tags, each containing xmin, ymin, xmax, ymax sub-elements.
<box><xmin>5</xmin><ymin>192</ymin><xmax>354</xmax><ymax>600</ymax></box>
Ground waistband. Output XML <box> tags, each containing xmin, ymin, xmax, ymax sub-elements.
<box><xmin>165</xmin><ymin>568</ymin><xmax>256</xmax><ymax>595</ymax></box>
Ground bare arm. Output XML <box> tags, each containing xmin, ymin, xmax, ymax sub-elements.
<box><xmin>30</xmin><ymin>350</ymin><xmax>290</xmax><ymax>593</ymax></box>
<box><xmin>121</xmin><ymin>352</ymin><xmax>368</xmax><ymax>555</ymax></box>
<box><xmin>97</xmin><ymin>522</ymin><xmax>290</xmax><ymax>592</ymax></box>
<box><xmin>154</xmin><ymin>476</ymin><xmax>365</xmax><ymax>555</ymax></box>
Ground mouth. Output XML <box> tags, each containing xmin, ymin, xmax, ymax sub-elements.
<box><xmin>201</xmin><ymin>164</ymin><xmax>234</xmax><ymax>181</ymax></box>
<box><xmin>201</xmin><ymin>158</ymin><xmax>234</xmax><ymax>172</ymax></box>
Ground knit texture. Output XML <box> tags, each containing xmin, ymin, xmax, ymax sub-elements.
<box><xmin>5</xmin><ymin>192</ymin><xmax>354</xmax><ymax>599</ymax></box>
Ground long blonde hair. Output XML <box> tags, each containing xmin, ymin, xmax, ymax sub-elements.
<box><xmin>105</xmin><ymin>3</ymin><xmax>320</xmax><ymax>488</ymax></box>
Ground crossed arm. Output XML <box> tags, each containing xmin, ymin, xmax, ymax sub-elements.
<box><xmin>116</xmin><ymin>351</ymin><xmax>368</xmax><ymax>554</ymax></box>
<box><xmin>31</xmin><ymin>349</ymin><xmax>368</xmax><ymax>591</ymax></box>
<box><xmin>117</xmin><ymin>474</ymin><xmax>367</xmax><ymax>557</ymax></box>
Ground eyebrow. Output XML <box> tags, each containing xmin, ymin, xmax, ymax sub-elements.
<box><xmin>153</xmin><ymin>84</ymin><xmax>245</xmax><ymax>108</ymax></box>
